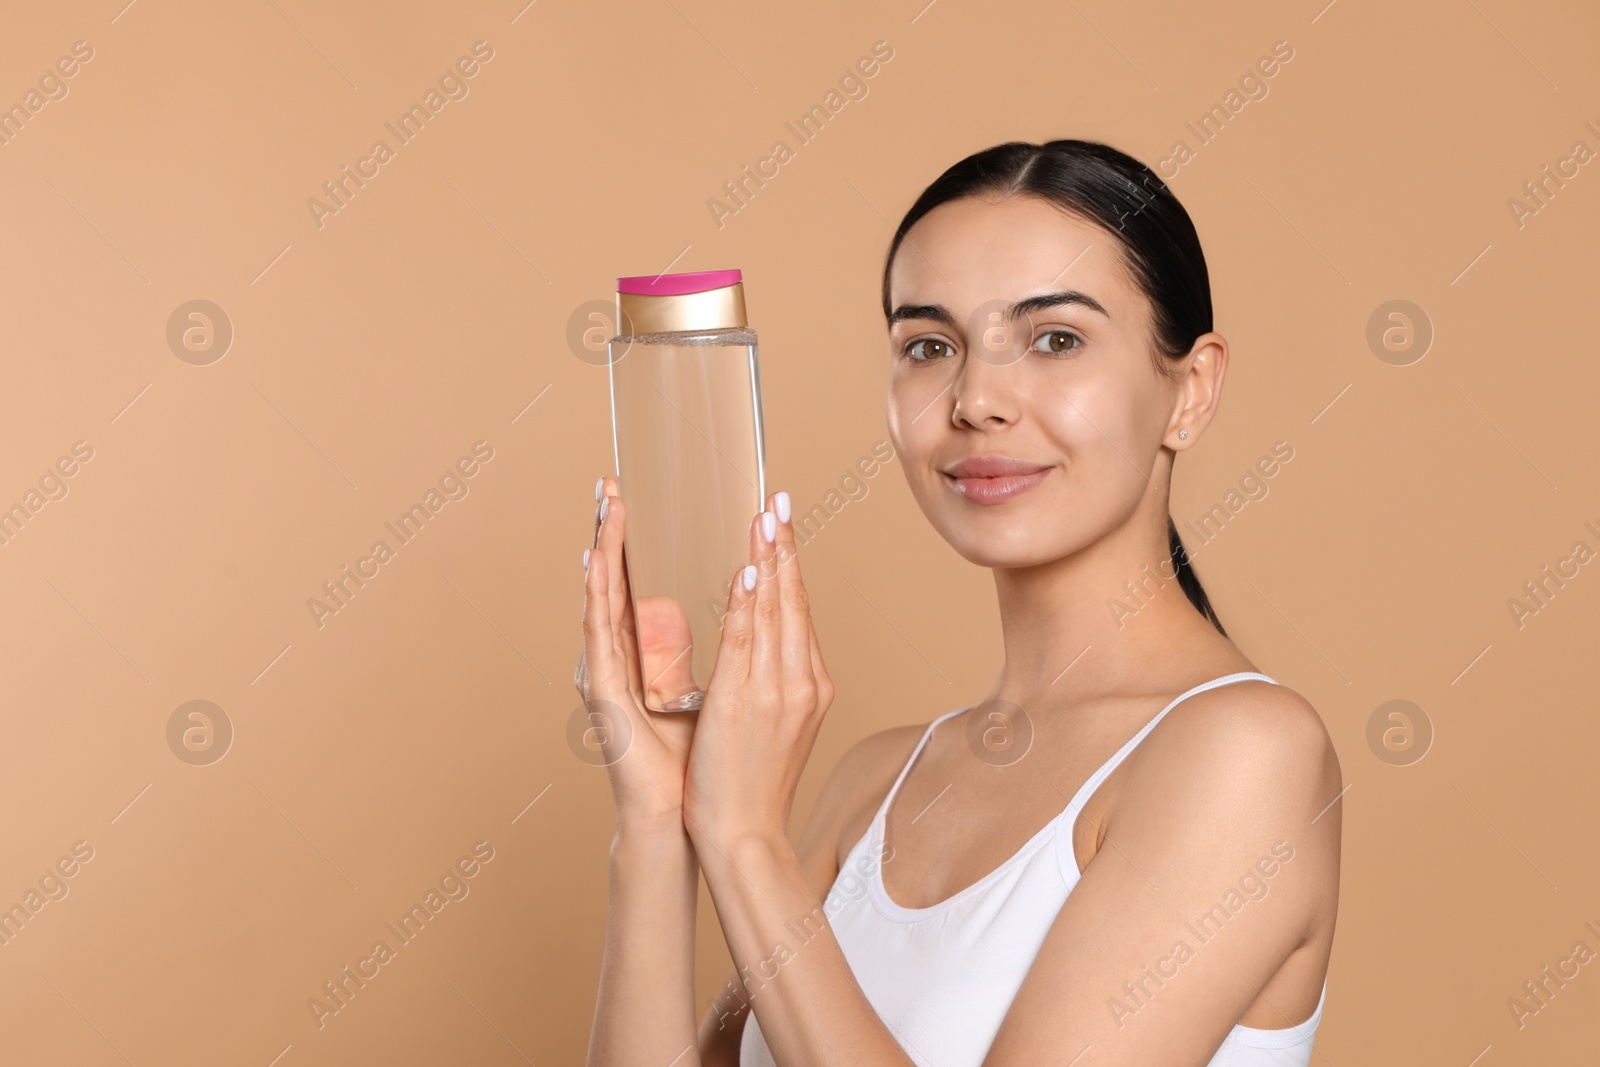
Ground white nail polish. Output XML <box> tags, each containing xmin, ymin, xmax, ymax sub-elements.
<box><xmin>761</xmin><ymin>511</ymin><xmax>776</xmax><ymax>543</ymax></box>
<box><xmin>775</xmin><ymin>491</ymin><xmax>791</xmax><ymax>524</ymax></box>
<box><xmin>583</xmin><ymin>548</ymin><xmax>591</xmax><ymax>569</ymax></box>
<box><xmin>599</xmin><ymin>496</ymin><xmax>609</xmax><ymax>521</ymax></box>
<box><xmin>594</xmin><ymin>476</ymin><xmax>604</xmax><ymax>501</ymax></box>
<box><xmin>742</xmin><ymin>564</ymin><xmax>757</xmax><ymax>591</ymax></box>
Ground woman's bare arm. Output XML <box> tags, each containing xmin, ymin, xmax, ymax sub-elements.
<box><xmin>587</xmin><ymin>823</ymin><xmax>703</xmax><ymax>1067</ymax></box>
<box><xmin>579</xmin><ymin>478</ymin><xmax>707</xmax><ymax>1067</ymax></box>
<box><xmin>695</xmin><ymin>832</ymin><xmax>916</xmax><ymax>1064</ymax></box>
<box><xmin>696</xmin><ymin>721</ymin><xmax>927</xmax><ymax>1065</ymax></box>
<box><xmin>982</xmin><ymin>682</ymin><xmax>1342</xmax><ymax>1065</ymax></box>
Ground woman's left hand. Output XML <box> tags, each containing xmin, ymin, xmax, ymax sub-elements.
<box><xmin>682</xmin><ymin>491</ymin><xmax>835</xmax><ymax>852</ymax></box>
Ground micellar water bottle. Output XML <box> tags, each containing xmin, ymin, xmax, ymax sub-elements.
<box><xmin>607</xmin><ymin>269</ymin><xmax>766</xmax><ymax>712</ymax></box>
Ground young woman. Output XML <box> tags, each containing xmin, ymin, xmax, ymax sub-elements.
<box><xmin>576</xmin><ymin>139</ymin><xmax>1342</xmax><ymax>1066</ymax></box>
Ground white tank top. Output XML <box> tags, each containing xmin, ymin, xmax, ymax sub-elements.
<box><xmin>740</xmin><ymin>671</ymin><xmax>1326</xmax><ymax>1066</ymax></box>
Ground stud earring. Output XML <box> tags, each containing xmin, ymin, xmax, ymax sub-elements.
<box><xmin>1177</xmin><ymin>429</ymin><xmax>1188</xmax><ymax>439</ymax></box>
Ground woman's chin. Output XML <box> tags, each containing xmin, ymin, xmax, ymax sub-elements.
<box><xmin>943</xmin><ymin>531</ymin><xmax>1052</xmax><ymax>571</ymax></box>
<box><xmin>914</xmin><ymin>495</ymin><xmax>1063</xmax><ymax>570</ymax></box>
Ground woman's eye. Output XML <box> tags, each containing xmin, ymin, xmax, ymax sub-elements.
<box><xmin>1033</xmin><ymin>330</ymin><xmax>1081</xmax><ymax>356</ymax></box>
<box><xmin>905</xmin><ymin>338</ymin><xmax>955</xmax><ymax>362</ymax></box>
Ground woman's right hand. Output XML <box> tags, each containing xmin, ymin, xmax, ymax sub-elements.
<box><xmin>574</xmin><ymin>475</ymin><xmax>700</xmax><ymax>834</ymax></box>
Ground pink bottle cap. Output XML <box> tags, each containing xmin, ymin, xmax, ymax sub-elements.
<box><xmin>616</xmin><ymin>269</ymin><xmax>742</xmax><ymax>296</ymax></box>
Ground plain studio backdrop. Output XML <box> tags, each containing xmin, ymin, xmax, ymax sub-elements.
<box><xmin>0</xmin><ymin>0</ymin><xmax>1596</xmax><ymax>1062</ymax></box>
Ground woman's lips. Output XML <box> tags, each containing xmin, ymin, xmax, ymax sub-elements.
<box><xmin>942</xmin><ymin>467</ymin><xmax>1051</xmax><ymax>504</ymax></box>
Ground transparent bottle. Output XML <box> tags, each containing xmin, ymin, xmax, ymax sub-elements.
<box><xmin>607</xmin><ymin>269</ymin><xmax>766</xmax><ymax>712</ymax></box>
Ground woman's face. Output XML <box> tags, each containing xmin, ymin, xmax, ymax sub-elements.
<box><xmin>885</xmin><ymin>194</ymin><xmax>1189</xmax><ymax>569</ymax></box>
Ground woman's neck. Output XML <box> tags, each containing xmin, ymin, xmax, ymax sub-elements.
<box><xmin>988</xmin><ymin>520</ymin><xmax>1234</xmax><ymax>707</ymax></box>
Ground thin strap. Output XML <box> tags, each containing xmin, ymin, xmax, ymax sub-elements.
<box><xmin>1060</xmin><ymin>671</ymin><xmax>1281</xmax><ymax>819</ymax></box>
<box><xmin>870</xmin><ymin>706</ymin><xmax>972</xmax><ymax>828</ymax></box>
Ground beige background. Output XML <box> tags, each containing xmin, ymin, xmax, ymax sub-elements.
<box><xmin>1</xmin><ymin>0</ymin><xmax>1596</xmax><ymax>1062</ymax></box>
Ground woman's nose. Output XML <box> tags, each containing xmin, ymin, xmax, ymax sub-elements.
<box><xmin>951</xmin><ymin>343</ymin><xmax>1024</xmax><ymax>427</ymax></box>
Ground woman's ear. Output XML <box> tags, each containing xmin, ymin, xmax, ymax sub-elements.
<box><xmin>1166</xmin><ymin>332</ymin><xmax>1228</xmax><ymax>450</ymax></box>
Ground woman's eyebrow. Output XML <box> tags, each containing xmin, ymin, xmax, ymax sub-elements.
<box><xmin>887</xmin><ymin>290</ymin><xmax>1109</xmax><ymax>328</ymax></box>
<box><xmin>1012</xmin><ymin>290</ymin><xmax>1109</xmax><ymax>318</ymax></box>
<box><xmin>886</xmin><ymin>303</ymin><xmax>958</xmax><ymax>328</ymax></box>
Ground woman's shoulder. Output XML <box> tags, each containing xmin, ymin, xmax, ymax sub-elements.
<box><xmin>1156</xmin><ymin>676</ymin><xmax>1337</xmax><ymax>771</ymax></box>
<box><xmin>1118</xmin><ymin>674</ymin><xmax>1343</xmax><ymax>836</ymax></box>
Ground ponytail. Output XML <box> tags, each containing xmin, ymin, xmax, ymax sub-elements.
<box><xmin>1168</xmin><ymin>517</ymin><xmax>1226</xmax><ymax>636</ymax></box>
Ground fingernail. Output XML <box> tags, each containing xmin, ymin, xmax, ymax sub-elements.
<box><xmin>761</xmin><ymin>511</ymin><xmax>776</xmax><ymax>543</ymax></box>
<box><xmin>594</xmin><ymin>476</ymin><xmax>604</xmax><ymax>502</ymax></box>
<box><xmin>599</xmin><ymin>496</ymin><xmax>609</xmax><ymax>521</ymax></box>
<box><xmin>775</xmin><ymin>491</ymin><xmax>791</xmax><ymax>524</ymax></box>
<box><xmin>742</xmin><ymin>564</ymin><xmax>757</xmax><ymax>591</ymax></box>
<box><xmin>583</xmin><ymin>548</ymin><xmax>591</xmax><ymax>570</ymax></box>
